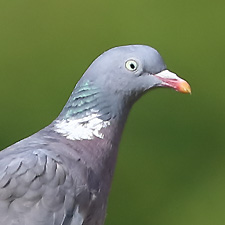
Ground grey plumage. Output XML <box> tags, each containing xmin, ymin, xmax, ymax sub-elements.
<box><xmin>0</xmin><ymin>45</ymin><xmax>191</xmax><ymax>225</ymax></box>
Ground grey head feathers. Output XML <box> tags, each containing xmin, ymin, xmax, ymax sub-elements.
<box><xmin>78</xmin><ymin>45</ymin><xmax>167</xmax><ymax>99</ymax></box>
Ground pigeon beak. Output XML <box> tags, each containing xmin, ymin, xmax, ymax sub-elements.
<box><xmin>154</xmin><ymin>70</ymin><xmax>191</xmax><ymax>94</ymax></box>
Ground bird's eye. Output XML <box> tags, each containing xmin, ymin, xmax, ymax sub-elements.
<box><xmin>125</xmin><ymin>60</ymin><xmax>138</xmax><ymax>71</ymax></box>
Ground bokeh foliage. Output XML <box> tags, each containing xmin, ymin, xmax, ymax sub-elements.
<box><xmin>0</xmin><ymin>0</ymin><xmax>225</xmax><ymax>224</ymax></box>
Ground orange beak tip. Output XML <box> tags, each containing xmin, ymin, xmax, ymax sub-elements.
<box><xmin>177</xmin><ymin>80</ymin><xmax>192</xmax><ymax>94</ymax></box>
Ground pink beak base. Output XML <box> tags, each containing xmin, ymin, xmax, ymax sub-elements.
<box><xmin>155</xmin><ymin>70</ymin><xmax>191</xmax><ymax>94</ymax></box>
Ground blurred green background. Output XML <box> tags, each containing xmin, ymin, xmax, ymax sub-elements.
<box><xmin>0</xmin><ymin>0</ymin><xmax>225</xmax><ymax>224</ymax></box>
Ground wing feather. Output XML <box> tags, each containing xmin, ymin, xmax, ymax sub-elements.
<box><xmin>0</xmin><ymin>146</ymin><xmax>88</xmax><ymax>225</ymax></box>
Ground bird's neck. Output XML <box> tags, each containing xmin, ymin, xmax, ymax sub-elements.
<box><xmin>54</xmin><ymin>80</ymin><xmax>130</xmax><ymax>142</ymax></box>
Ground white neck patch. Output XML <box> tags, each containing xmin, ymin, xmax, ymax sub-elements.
<box><xmin>54</xmin><ymin>113</ymin><xmax>110</xmax><ymax>140</ymax></box>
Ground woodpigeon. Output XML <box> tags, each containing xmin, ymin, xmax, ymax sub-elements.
<box><xmin>0</xmin><ymin>45</ymin><xmax>191</xmax><ymax>225</ymax></box>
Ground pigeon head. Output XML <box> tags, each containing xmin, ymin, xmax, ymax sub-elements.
<box><xmin>78</xmin><ymin>45</ymin><xmax>191</xmax><ymax>104</ymax></box>
<box><xmin>56</xmin><ymin>45</ymin><xmax>191</xmax><ymax>140</ymax></box>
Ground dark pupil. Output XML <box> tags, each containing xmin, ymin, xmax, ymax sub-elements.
<box><xmin>130</xmin><ymin>63</ymin><xmax>135</xmax><ymax>69</ymax></box>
